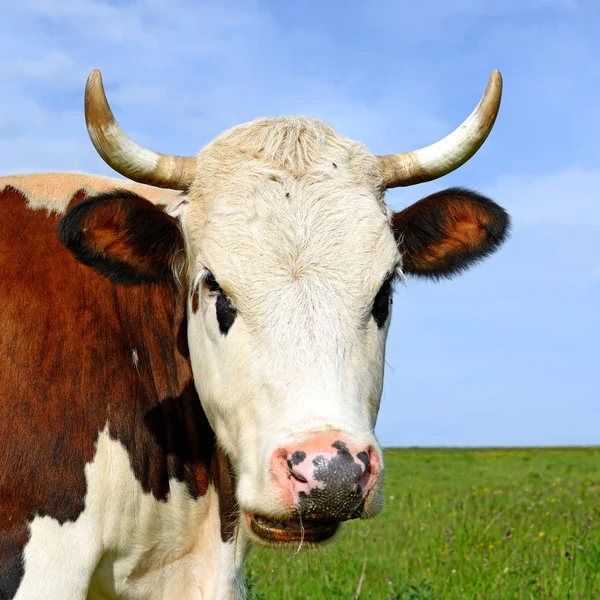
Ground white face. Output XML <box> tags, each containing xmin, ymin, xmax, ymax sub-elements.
<box><xmin>181</xmin><ymin>118</ymin><xmax>400</xmax><ymax>526</ymax></box>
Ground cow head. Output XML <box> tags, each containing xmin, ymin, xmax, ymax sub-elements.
<box><xmin>59</xmin><ymin>70</ymin><xmax>509</xmax><ymax>546</ymax></box>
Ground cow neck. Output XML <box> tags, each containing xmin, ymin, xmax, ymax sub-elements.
<box><xmin>0</xmin><ymin>185</ymin><xmax>238</xmax><ymax>550</ymax></box>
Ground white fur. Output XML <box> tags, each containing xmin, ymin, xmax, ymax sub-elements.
<box><xmin>180</xmin><ymin>117</ymin><xmax>399</xmax><ymax>519</ymax></box>
<box><xmin>15</xmin><ymin>428</ymin><xmax>248</xmax><ymax>600</ymax></box>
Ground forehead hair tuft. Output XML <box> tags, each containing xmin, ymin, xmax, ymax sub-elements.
<box><xmin>202</xmin><ymin>117</ymin><xmax>378</xmax><ymax>180</ymax></box>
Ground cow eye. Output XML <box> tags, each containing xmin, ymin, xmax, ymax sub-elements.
<box><xmin>372</xmin><ymin>277</ymin><xmax>393</xmax><ymax>329</ymax></box>
<box><xmin>204</xmin><ymin>271</ymin><xmax>237</xmax><ymax>335</ymax></box>
<box><xmin>204</xmin><ymin>272</ymin><xmax>221</xmax><ymax>293</ymax></box>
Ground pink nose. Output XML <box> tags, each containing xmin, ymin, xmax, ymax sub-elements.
<box><xmin>270</xmin><ymin>432</ymin><xmax>380</xmax><ymax>520</ymax></box>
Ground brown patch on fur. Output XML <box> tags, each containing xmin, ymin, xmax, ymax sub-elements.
<box><xmin>82</xmin><ymin>197</ymin><xmax>164</xmax><ymax>271</ymax></box>
<box><xmin>211</xmin><ymin>449</ymin><xmax>238</xmax><ymax>543</ymax></box>
<box><xmin>417</xmin><ymin>203</ymin><xmax>490</xmax><ymax>265</ymax></box>
<box><xmin>191</xmin><ymin>283</ymin><xmax>200</xmax><ymax>313</ymax></box>
<box><xmin>392</xmin><ymin>187</ymin><xmax>509</xmax><ymax>278</ymax></box>
<box><xmin>0</xmin><ymin>185</ymin><xmax>237</xmax><ymax>590</ymax></box>
<box><xmin>59</xmin><ymin>190</ymin><xmax>185</xmax><ymax>286</ymax></box>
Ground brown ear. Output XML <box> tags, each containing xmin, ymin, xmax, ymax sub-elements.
<box><xmin>57</xmin><ymin>189</ymin><xmax>184</xmax><ymax>285</ymax></box>
<box><xmin>391</xmin><ymin>187</ymin><xmax>510</xmax><ymax>279</ymax></box>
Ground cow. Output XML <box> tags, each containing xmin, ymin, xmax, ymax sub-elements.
<box><xmin>0</xmin><ymin>69</ymin><xmax>509</xmax><ymax>599</ymax></box>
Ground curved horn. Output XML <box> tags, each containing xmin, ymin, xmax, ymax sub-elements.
<box><xmin>377</xmin><ymin>70</ymin><xmax>503</xmax><ymax>188</ymax></box>
<box><xmin>84</xmin><ymin>69</ymin><xmax>196</xmax><ymax>190</ymax></box>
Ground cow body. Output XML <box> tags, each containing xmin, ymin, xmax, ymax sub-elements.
<box><xmin>1</xmin><ymin>84</ymin><xmax>510</xmax><ymax>597</ymax></box>
<box><xmin>0</xmin><ymin>175</ymin><xmax>244</xmax><ymax>599</ymax></box>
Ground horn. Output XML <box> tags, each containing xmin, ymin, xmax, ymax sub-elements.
<box><xmin>377</xmin><ymin>70</ymin><xmax>502</xmax><ymax>188</ymax></box>
<box><xmin>84</xmin><ymin>69</ymin><xmax>196</xmax><ymax>190</ymax></box>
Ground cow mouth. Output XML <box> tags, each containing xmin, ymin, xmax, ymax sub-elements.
<box><xmin>246</xmin><ymin>513</ymin><xmax>340</xmax><ymax>544</ymax></box>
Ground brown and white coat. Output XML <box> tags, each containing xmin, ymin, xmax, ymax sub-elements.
<box><xmin>0</xmin><ymin>70</ymin><xmax>509</xmax><ymax>600</ymax></box>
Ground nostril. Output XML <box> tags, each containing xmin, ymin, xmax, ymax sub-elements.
<box><xmin>287</xmin><ymin>450</ymin><xmax>306</xmax><ymax>466</ymax></box>
<box><xmin>288</xmin><ymin>469</ymin><xmax>308</xmax><ymax>483</ymax></box>
<box><xmin>357</xmin><ymin>446</ymin><xmax>380</xmax><ymax>492</ymax></box>
<box><xmin>286</xmin><ymin>450</ymin><xmax>309</xmax><ymax>483</ymax></box>
<box><xmin>357</xmin><ymin>451</ymin><xmax>369</xmax><ymax>470</ymax></box>
<box><xmin>358</xmin><ymin>465</ymin><xmax>371</xmax><ymax>491</ymax></box>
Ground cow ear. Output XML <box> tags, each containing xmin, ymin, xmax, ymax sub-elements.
<box><xmin>392</xmin><ymin>187</ymin><xmax>510</xmax><ymax>279</ymax></box>
<box><xmin>58</xmin><ymin>189</ymin><xmax>184</xmax><ymax>285</ymax></box>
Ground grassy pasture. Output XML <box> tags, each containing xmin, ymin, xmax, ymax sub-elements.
<box><xmin>245</xmin><ymin>447</ymin><xmax>600</xmax><ymax>599</ymax></box>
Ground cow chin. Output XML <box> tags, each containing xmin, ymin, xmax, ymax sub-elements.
<box><xmin>244</xmin><ymin>512</ymin><xmax>341</xmax><ymax>547</ymax></box>
<box><xmin>240</xmin><ymin>480</ymin><xmax>383</xmax><ymax>548</ymax></box>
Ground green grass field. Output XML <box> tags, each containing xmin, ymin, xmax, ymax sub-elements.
<box><xmin>244</xmin><ymin>447</ymin><xmax>600</xmax><ymax>599</ymax></box>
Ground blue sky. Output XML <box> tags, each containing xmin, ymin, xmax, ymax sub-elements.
<box><xmin>1</xmin><ymin>0</ymin><xmax>597</xmax><ymax>446</ymax></box>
